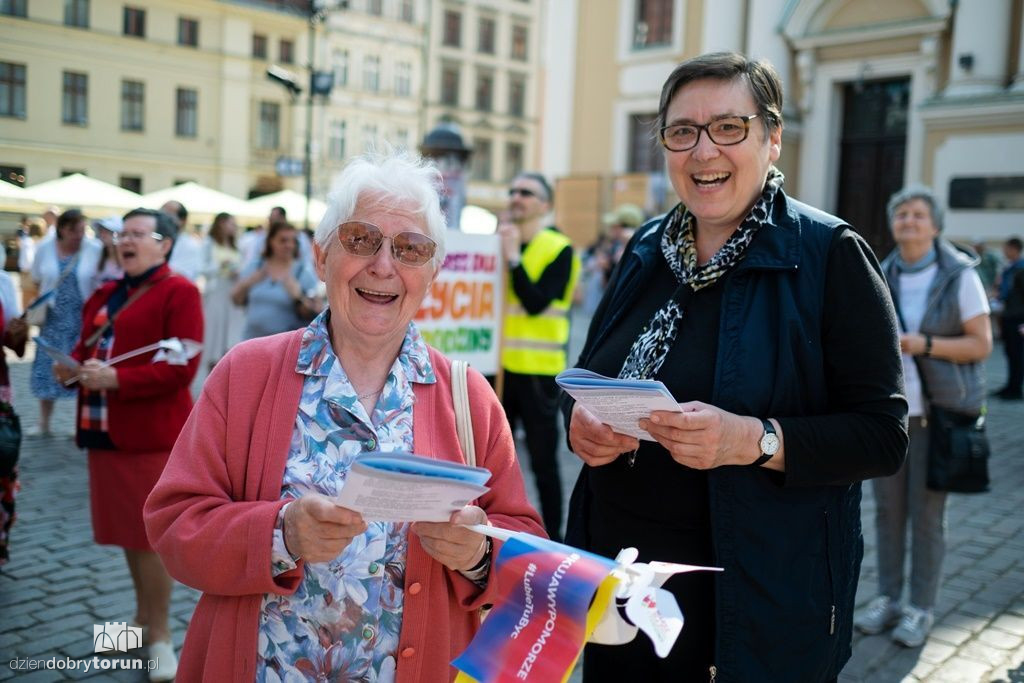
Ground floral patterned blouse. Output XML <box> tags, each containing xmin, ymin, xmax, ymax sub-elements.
<box><xmin>256</xmin><ymin>311</ymin><xmax>436</xmax><ymax>682</ymax></box>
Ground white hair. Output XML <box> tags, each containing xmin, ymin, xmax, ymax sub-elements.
<box><xmin>315</xmin><ymin>150</ymin><xmax>448</xmax><ymax>263</ymax></box>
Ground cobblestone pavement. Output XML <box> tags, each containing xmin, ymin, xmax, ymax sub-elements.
<box><xmin>0</xmin><ymin>336</ymin><xmax>1021</xmax><ymax>681</ymax></box>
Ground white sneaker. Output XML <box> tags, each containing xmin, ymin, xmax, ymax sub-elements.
<box><xmin>854</xmin><ymin>595</ymin><xmax>902</xmax><ymax>635</ymax></box>
<box><xmin>148</xmin><ymin>639</ymin><xmax>178</xmax><ymax>682</ymax></box>
<box><xmin>892</xmin><ymin>605</ymin><xmax>934</xmax><ymax>648</ymax></box>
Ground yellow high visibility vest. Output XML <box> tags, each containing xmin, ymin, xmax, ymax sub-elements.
<box><xmin>502</xmin><ymin>228</ymin><xmax>580</xmax><ymax>375</ymax></box>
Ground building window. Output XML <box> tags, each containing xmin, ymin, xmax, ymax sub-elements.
<box><xmin>123</xmin><ymin>6</ymin><xmax>146</xmax><ymax>38</ymax></box>
<box><xmin>400</xmin><ymin>0</ymin><xmax>414</xmax><ymax>22</ymax></box>
<box><xmin>395</xmin><ymin>62</ymin><xmax>412</xmax><ymax>97</ymax></box>
<box><xmin>363</xmin><ymin>55</ymin><xmax>380</xmax><ymax>92</ymax></box>
<box><xmin>949</xmin><ymin>176</ymin><xmax>1024</xmax><ymax>210</ymax></box>
<box><xmin>0</xmin><ymin>0</ymin><xmax>26</xmax><ymax>17</ymax></box>
<box><xmin>178</xmin><ymin>17</ymin><xmax>198</xmax><ymax>47</ymax></box>
<box><xmin>258</xmin><ymin>101</ymin><xmax>279</xmax><ymax>150</ymax></box>
<box><xmin>252</xmin><ymin>34</ymin><xmax>267</xmax><ymax>59</ymax></box>
<box><xmin>395</xmin><ymin>127</ymin><xmax>409</xmax><ymax>150</ymax></box>
<box><xmin>511</xmin><ymin>25</ymin><xmax>528</xmax><ymax>60</ymax></box>
<box><xmin>0</xmin><ymin>165</ymin><xmax>26</xmax><ymax>186</ymax></box>
<box><xmin>328</xmin><ymin>119</ymin><xmax>346</xmax><ymax>160</ymax></box>
<box><xmin>333</xmin><ymin>49</ymin><xmax>349</xmax><ymax>87</ymax></box>
<box><xmin>279</xmin><ymin>40</ymin><xmax>294</xmax><ymax>64</ymax></box>
<box><xmin>64</xmin><ymin>0</ymin><xmax>89</xmax><ymax>27</ymax></box>
<box><xmin>175</xmin><ymin>87</ymin><xmax>197</xmax><ymax>138</ymax></box>
<box><xmin>472</xmin><ymin>138</ymin><xmax>492</xmax><ymax>181</ymax></box>
<box><xmin>120</xmin><ymin>80</ymin><xmax>144</xmax><ymax>131</ymax></box>
<box><xmin>443</xmin><ymin>9</ymin><xmax>461</xmax><ymax>47</ymax></box>
<box><xmin>0</xmin><ymin>62</ymin><xmax>26</xmax><ymax>119</ymax></box>
<box><xmin>508</xmin><ymin>73</ymin><xmax>525</xmax><ymax>117</ymax></box>
<box><xmin>633</xmin><ymin>0</ymin><xmax>672</xmax><ymax>49</ymax></box>
<box><xmin>367</xmin><ymin>0</ymin><xmax>382</xmax><ymax>16</ymax></box>
<box><xmin>478</xmin><ymin>17</ymin><xmax>495</xmax><ymax>54</ymax></box>
<box><xmin>475</xmin><ymin>71</ymin><xmax>493</xmax><ymax>112</ymax></box>
<box><xmin>62</xmin><ymin>71</ymin><xmax>88</xmax><ymax>125</ymax></box>
<box><xmin>627</xmin><ymin>113</ymin><xmax>662</xmax><ymax>173</ymax></box>
<box><xmin>362</xmin><ymin>124</ymin><xmax>377</xmax><ymax>153</ymax></box>
<box><xmin>440</xmin><ymin>64</ymin><xmax>459</xmax><ymax>107</ymax></box>
<box><xmin>505</xmin><ymin>142</ymin><xmax>523</xmax><ymax>181</ymax></box>
<box><xmin>119</xmin><ymin>175</ymin><xmax>142</xmax><ymax>193</ymax></box>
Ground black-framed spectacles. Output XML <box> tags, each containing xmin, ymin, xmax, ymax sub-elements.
<box><xmin>508</xmin><ymin>187</ymin><xmax>537</xmax><ymax>198</ymax></box>
<box><xmin>659</xmin><ymin>114</ymin><xmax>761</xmax><ymax>152</ymax></box>
<box><xmin>335</xmin><ymin>221</ymin><xmax>437</xmax><ymax>267</ymax></box>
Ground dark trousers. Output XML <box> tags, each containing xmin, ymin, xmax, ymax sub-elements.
<box><xmin>1001</xmin><ymin>316</ymin><xmax>1024</xmax><ymax>394</ymax></box>
<box><xmin>500</xmin><ymin>371</ymin><xmax>563</xmax><ymax>541</ymax></box>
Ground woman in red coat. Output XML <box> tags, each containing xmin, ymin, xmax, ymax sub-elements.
<box><xmin>55</xmin><ymin>208</ymin><xmax>202</xmax><ymax>683</ymax></box>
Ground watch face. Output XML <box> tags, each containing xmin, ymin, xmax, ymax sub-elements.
<box><xmin>760</xmin><ymin>433</ymin><xmax>780</xmax><ymax>456</ymax></box>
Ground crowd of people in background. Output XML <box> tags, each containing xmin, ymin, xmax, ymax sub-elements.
<box><xmin>0</xmin><ymin>74</ymin><xmax>1022</xmax><ymax>680</ymax></box>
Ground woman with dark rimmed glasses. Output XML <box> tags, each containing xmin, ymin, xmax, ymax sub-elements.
<box><xmin>563</xmin><ymin>51</ymin><xmax>908</xmax><ymax>681</ymax></box>
<box><xmin>145</xmin><ymin>150</ymin><xmax>544</xmax><ymax>682</ymax></box>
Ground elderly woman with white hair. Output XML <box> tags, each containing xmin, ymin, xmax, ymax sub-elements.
<box><xmin>144</xmin><ymin>151</ymin><xmax>544</xmax><ymax>682</ymax></box>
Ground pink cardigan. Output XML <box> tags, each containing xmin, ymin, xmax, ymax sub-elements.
<box><xmin>144</xmin><ymin>330</ymin><xmax>545</xmax><ymax>682</ymax></box>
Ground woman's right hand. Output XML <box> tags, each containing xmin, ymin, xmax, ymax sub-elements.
<box><xmin>52</xmin><ymin>363</ymin><xmax>78</xmax><ymax>385</ymax></box>
<box><xmin>283</xmin><ymin>494</ymin><xmax>368</xmax><ymax>563</ymax></box>
<box><xmin>568</xmin><ymin>403</ymin><xmax>639</xmax><ymax>467</ymax></box>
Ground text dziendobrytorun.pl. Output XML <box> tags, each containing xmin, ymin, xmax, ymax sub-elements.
<box><xmin>9</xmin><ymin>656</ymin><xmax>159</xmax><ymax>673</ymax></box>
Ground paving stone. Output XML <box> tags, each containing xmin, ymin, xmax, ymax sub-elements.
<box><xmin>959</xmin><ymin>639</ymin><xmax>1015</xmax><ymax>667</ymax></box>
<box><xmin>924</xmin><ymin>656</ymin><xmax>991</xmax><ymax>682</ymax></box>
<box><xmin>991</xmin><ymin>614</ymin><xmax>1024</xmax><ymax>637</ymax></box>
<box><xmin>917</xmin><ymin>639</ymin><xmax>957</xmax><ymax>665</ymax></box>
<box><xmin>976</xmin><ymin>628</ymin><xmax>1023</xmax><ymax>650</ymax></box>
<box><xmin>929</xmin><ymin>624</ymin><xmax>974</xmax><ymax>647</ymax></box>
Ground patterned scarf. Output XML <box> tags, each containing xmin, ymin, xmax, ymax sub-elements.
<box><xmin>619</xmin><ymin>168</ymin><xmax>784</xmax><ymax>381</ymax></box>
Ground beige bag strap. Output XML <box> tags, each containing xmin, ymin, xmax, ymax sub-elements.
<box><xmin>451</xmin><ymin>359</ymin><xmax>475</xmax><ymax>467</ymax></box>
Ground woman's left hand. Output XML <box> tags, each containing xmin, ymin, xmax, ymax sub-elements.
<box><xmin>78</xmin><ymin>359</ymin><xmax>119</xmax><ymax>391</ymax></box>
<box><xmin>639</xmin><ymin>401</ymin><xmax>760</xmax><ymax>470</ymax></box>
<box><xmin>899</xmin><ymin>332</ymin><xmax>926</xmax><ymax>355</ymax></box>
<box><xmin>412</xmin><ymin>506</ymin><xmax>489</xmax><ymax>571</ymax></box>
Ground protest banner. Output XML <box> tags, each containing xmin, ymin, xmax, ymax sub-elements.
<box><xmin>415</xmin><ymin>230</ymin><xmax>502</xmax><ymax>375</ymax></box>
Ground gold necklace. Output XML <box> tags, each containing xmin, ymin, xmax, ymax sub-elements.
<box><xmin>356</xmin><ymin>385</ymin><xmax>385</xmax><ymax>400</ymax></box>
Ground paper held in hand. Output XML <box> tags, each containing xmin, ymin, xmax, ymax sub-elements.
<box><xmin>556</xmin><ymin>368</ymin><xmax>682</xmax><ymax>441</ymax></box>
<box><xmin>336</xmin><ymin>452</ymin><xmax>491</xmax><ymax>522</ymax></box>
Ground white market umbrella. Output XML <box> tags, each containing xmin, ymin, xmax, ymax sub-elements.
<box><xmin>0</xmin><ymin>179</ymin><xmax>35</xmax><ymax>211</ymax></box>
<box><xmin>246</xmin><ymin>189</ymin><xmax>327</xmax><ymax>225</ymax></box>
<box><xmin>141</xmin><ymin>182</ymin><xmax>252</xmax><ymax>218</ymax></box>
<box><xmin>24</xmin><ymin>173</ymin><xmax>142</xmax><ymax>213</ymax></box>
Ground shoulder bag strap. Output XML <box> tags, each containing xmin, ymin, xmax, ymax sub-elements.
<box><xmin>451</xmin><ymin>359</ymin><xmax>475</xmax><ymax>467</ymax></box>
<box><xmin>83</xmin><ymin>274</ymin><xmax>169</xmax><ymax>350</ymax></box>
<box><xmin>23</xmin><ymin>250</ymin><xmax>81</xmax><ymax>316</ymax></box>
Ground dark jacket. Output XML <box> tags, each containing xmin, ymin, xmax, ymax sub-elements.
<box><xmin>565</xmin><ymin>190</ymin><xmax>908</xmax><ymax>682</ymax></box>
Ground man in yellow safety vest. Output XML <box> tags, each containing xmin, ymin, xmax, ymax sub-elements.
<box><xmin>498</xmin><ymin>172</ymin><xmax>581</xmax><ymax>541</ymax></box>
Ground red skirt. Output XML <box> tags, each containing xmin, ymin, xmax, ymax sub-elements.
<box><xmin>88</xmin><ymin>448</ymin><xmax>169</xmax><ymax>551</ymax></box>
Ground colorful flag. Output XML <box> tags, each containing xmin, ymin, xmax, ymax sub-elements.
<box><xmin>453</xmin><ymin>533</ymin><xmax>618</xmax><ymax>683</ymax></box>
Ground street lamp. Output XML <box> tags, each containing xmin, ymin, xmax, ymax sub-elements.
<box><xmin>265</xmin><ymin>1</ymin><xmax>333</xmax><ymax>233</ymax></box>
<box><xmin>420</xmin><ymin>122</ymin><xmax>473</xmax><ymax>230</ymax></box>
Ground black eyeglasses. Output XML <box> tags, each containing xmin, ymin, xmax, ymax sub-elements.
<box><xmin>509</xmin><ymin>187</ymin><xmax>538</xmax><ymax>198</ymax></box>
<box><xmin>335</xmin><ymin>221</ymin><xmax>437</xmax><ymax>267</ymax></box>
<box><xmin>659</xmin><ymin>114</ymin><xmax>761</xmax><ymax>152</ymax></box>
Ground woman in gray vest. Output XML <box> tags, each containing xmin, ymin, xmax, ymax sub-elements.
<box><xmin>857</xmin><ymin>185</ymin><xmax>992</xmax><ymax>647</ymax></box>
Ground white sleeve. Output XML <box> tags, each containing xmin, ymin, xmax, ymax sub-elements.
<box><xmin>958</xmin><ymin>269</ymin><xmax>991</xmax><ymax>322</ymax></box>
<box><xmin>0</xmin><ymin>273</ymin><xmax>20</xmax><ymax>323</ymax></box>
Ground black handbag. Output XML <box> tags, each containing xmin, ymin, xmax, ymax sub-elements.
<box><xmin>0</xmin><ymin>402</ymin><xmax>21</xmax><ymax>478</ymax></box>
<box><xmin>926</xmin><ymin>404</ymin><xmax>990</xmax><ymax>493</ymax></box>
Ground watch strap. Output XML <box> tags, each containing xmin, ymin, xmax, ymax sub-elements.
<box><xmin>751</xmin><ymin>418</ymin><xmax>776</xmax><ymax>467</ymax></box>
